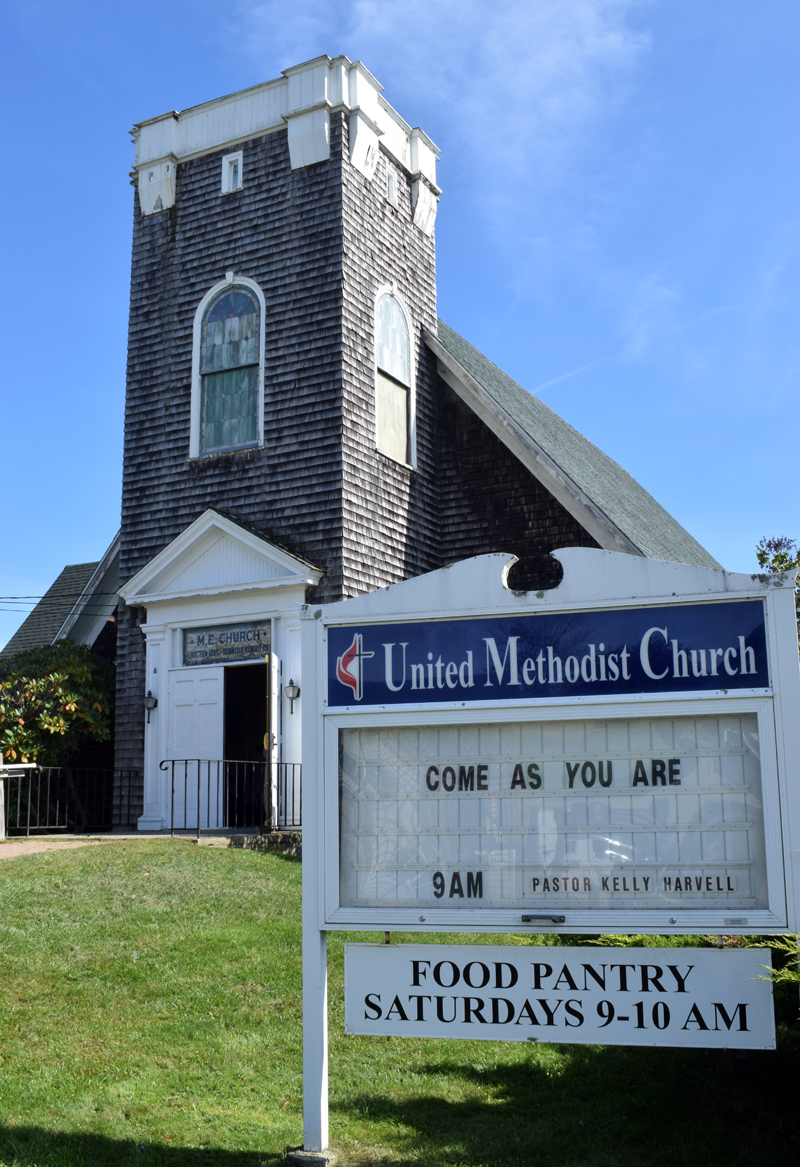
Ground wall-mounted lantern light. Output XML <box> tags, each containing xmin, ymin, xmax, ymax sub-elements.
<box><xmin>284</xmin><ymin>679</ymin><xmax>300</xmax><ymax>714</ymax></box>
<box><xmin>143</xmin><ymin>690</ymin><xmax>158</xmax><ymax>724</ymax></box>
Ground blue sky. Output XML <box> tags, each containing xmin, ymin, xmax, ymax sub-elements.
<box><xmin>1</xmin><ymin>0</ymin><xmax>797</xmax><ymax>648</ymax></box>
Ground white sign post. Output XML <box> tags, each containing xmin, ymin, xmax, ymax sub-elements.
<box><xmin>298</xmin><ymin>549</ymin><xmax>800</xmax><ymax>1157</ymax></box>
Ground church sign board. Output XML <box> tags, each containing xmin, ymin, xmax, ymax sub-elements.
<box><xmin>303</xmin><ymin>550</ymin><xmax>800</xmax><ymax>936</ymax></box>
<box><xmin>299</xmin><ymin>550</ymin><xmax>799</xmax><ymax>1145</ymax></box>
<box><xmin>327</xmin><ymin>600</ymin><xmax>768</xmax><ymax>705</ymax></box>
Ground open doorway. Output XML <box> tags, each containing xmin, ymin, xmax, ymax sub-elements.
<box><xmin>223</xmin><ymin>663</ymin><xmax>267</xmax><ymax>827</ymax></box>
<box><xmin>224</xmin><ymin>662</ymin><xmax>267</xmax><ymax>760</ymax></box>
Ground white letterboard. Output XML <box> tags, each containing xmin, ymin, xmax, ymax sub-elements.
<box><xmin>338</xmin><ymin>713</ymin><xmax>767</xmax><ymax>913</ymax></box>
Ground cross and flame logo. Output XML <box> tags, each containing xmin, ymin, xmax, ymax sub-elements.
<box><xmin>335</xmin><ymin>633</ymin><xmax>374</xmax><ymax>702</ymax></box>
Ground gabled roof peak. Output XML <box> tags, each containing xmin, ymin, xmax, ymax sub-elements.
<box><xmin>427</xmin><ymin>321</ymin><xmax>721</xmax><ymax>571</ymax></box>
<box><xmin>119</xmin><ymin>509</ymin><xmax>322</xmax><ymax>606</ymax></box>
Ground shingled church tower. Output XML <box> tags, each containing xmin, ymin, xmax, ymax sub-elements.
<box><xmin>116</xmin><ymin>56</ymin><xmax>716</xmax><ymax>829</ymax></box>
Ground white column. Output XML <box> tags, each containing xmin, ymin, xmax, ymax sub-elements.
<box><xmin>138</xmin><ymin>624</ymin><xmax>166</xmax><ymax>830</ymax></box>
<box><xmin>283</xmin><ymin>619</ymin><xmax>303</xmax><ymax>760</ymax></box>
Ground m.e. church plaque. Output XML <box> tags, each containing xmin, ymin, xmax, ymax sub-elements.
<box><xmin>183</xmin><ymin>621</ymin><xmax>270</xmax><ymax>666</ymax></box>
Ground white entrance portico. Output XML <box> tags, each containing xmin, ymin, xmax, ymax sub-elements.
<box><xmin>119</xmin><ymin>510</ymin><xmax>321</xmax><ymax>831</ymax></box>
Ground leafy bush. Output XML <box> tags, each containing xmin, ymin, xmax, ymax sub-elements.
<box><xmin>0</xmin><ymin>641</ymin><xmax>115</xmax><ymax>766</ymax></box>
<box><xmin>756</xmin><ymin>535</ymin><xmax>799</xmax><ymax>644</ymax></box>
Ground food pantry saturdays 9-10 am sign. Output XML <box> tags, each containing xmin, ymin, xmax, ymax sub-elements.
<box><xmin>344</xmin><ymin>943</ymin><xmax>776</xmax><ymax>1049</ymax></box>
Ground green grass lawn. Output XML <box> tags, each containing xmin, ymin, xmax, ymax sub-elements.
<box><xmin>0</xmin><ymin>840</ymin><xmax>796</xmax><ymax>1167</ymax></box>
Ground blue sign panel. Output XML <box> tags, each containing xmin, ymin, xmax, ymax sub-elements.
<box><xmin>327</xmin><ymin>600</ymin><xmax>768</xmax><ymax>707</ymax></box>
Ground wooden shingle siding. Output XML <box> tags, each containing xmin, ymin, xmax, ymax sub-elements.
<box><xmin>340</xmin><ymin>121</ymin><xmax>440</xmax><ymax>597</ymax></box>
<box><xmin>114</xmin><ymin>605</ymin><xmax>146</xmax><ymax>810</ymax></box>
<box><xmin>116</xmin><ymin>107</ymin><xmax>608</xmax><ymax>789</ymax></box>
<box><xmin>437</xmin><ymin>381</ymin><xmax>600</xmax><ymax>590</ymax></box>
<box><xmin>117</xmin><ymin>124</ymin><xmax>348</xmax><ymax>776</ymax></box>
<box><xmin>120</xmin><ymin>126</ymin><xmax>345</xmax><ymax>591</ymax></box>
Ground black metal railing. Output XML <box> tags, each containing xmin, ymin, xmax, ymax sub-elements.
<box><xmin>277</xmin><ymin>761</ymin><xmax>302</xmax><ymax>829</ymax></box>
<box><xmin>1</xmin><ymin>767</ymin><xmax>139</xmax><ymax>835</ymax></box>
<box><xmin>161</xmin><ymin>759</ymin><xmax>301</xmax><ymax>837</ymax></box>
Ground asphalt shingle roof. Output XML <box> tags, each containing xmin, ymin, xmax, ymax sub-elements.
<box><xmin>0</xmin><ymin>562</ymin><xmax>100</xmax><ymax>659</ymax></box>
<box><xmin>432</xmin><ymin>320</ymin><xmax>721</xmax><ymax>569</ymax></box>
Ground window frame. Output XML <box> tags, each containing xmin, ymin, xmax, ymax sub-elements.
<box><xmin>373</xmin><ymin>286</ymin><xmax>416</xmax><ymax>468</ymax></box>
<box><xmin>221</xmin><ymin>151</ymin><xmax>243</xmax><ymax>194</ymax></box>
<box><xmin>189</xmin><ymin>274</ymin><xmax>266</xmax><ymax>460</ymax></box>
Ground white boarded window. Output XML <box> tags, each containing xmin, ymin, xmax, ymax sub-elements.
<box><xmin>375</xmin><ymin>293</ymin><xmax>410</xmax><ymax>464</ymax></box>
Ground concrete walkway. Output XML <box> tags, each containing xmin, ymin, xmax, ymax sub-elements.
<box><xmin>0</xmin><ymin>832</ymin><xmax>174</xmax><ymax>860</ymax></box>
<box><xmin>0</xmin><ymin>829</ymin><xmax>295</xmax><ymax>860</ymax></box>
<box><xmin>0</xmin><ymin>837</ymin><xmax>109</xmax><ymax>860</ymax></box>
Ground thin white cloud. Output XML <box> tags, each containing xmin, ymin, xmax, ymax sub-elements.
<box><xmin>619</xmin><ymin>272</ymin><xmax>680</xmax><ymax>361</ymax></box>
<box><xmin>528</xmin><ymin>356</ymin><xmax>612</xmax><ymax>397</ymax></box>
<box><xmin>230</xmin><ymin>0</ymin><xmax>655</xmax><ymax>359</ymax></box>
<box><xmin>233</xmin><ymin>0</ymin><xmax>650</xmax><ymax>197</ymax></box>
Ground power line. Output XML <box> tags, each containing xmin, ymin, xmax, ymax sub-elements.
<box><xmin>0</xmin><ymin>592</ymin><xmax>120</xmax><ymax>600</ymax></box>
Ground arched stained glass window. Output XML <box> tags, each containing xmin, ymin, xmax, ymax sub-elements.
<box><xmin>200</xmin><ymin>286</ymin><xmax>260</xmax><ymax>454</ymax></box>
<box><xmin>375</xmin><ymin>293</ymin><xmax>410</xmax><ymax>463</ymax></box>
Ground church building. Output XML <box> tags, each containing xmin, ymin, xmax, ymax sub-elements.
<box><xmin>22</xmin><ymin>55</ymin><xmax>723</xmax><ymax>831</ymax></box>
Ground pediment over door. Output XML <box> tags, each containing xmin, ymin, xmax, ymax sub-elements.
<box><xmin>119</xmin><ymin>510</ymin><xmax>322</xmax><ymax>605</ymax></box>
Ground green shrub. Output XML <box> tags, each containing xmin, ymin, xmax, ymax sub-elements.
<box><xmin>0</xmin><ymin>640</ymin><xmax>115</xmax><ymax>766</ymax></box>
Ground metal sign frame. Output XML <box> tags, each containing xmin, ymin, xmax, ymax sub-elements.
<box><xmin>303</xmin><ymin>550</ymin><xmax>799</xmax><ymax>937</ymax></box>
<box><xmin>298</xmin><ymin>549</ymin><xmax>800</xmax><ymax>1153</ymax></box>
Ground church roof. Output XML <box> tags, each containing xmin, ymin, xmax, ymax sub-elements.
<box><xmin>426</xmin><ymin>321</ymin><xmax>721</xmax><ymax>570</ymax></box>
<box><xmin>118</xmin><ymin>508</ymin><xmax>322</xmax><ymax>606</ymax></box>
<box><xmin>0</xmin><ymin>562</ymin><xmax>100</xmax><ymax>659</ymax></box>
<box><xmin>1</xmin><ymin>533</ymin><xmax>122</xmax><ymax>660</ymax></box>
